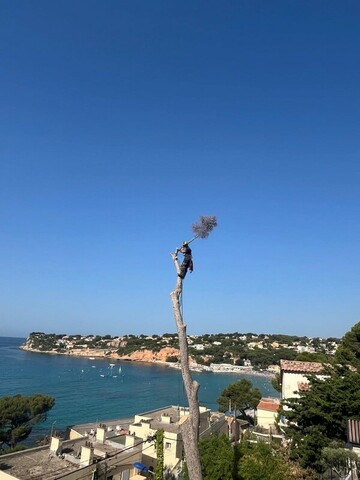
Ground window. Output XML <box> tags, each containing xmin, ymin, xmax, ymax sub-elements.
<box><xmin>165</xmin><ymin>442</ymin><xmax>172</xmax><ymax>449</ymax></box>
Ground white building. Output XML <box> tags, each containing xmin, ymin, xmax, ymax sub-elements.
<box><xmin>256</xmin><ymin>398</ymin><xmax>280</xmax><ymax>429</ymax></box>
<box><xmin>280</xmin><ymin>360</ymin><xmax>323</xmax><ymax>400</ymax></box>
<box><xmin>128</xmin><ymin>405</ymin><xmax>227</xmax><ymax>472</ymax></box>
<box><xmin>0</xmin><ymin>429</ymin><xmax>143</xmax><ymax>480</ymax></box>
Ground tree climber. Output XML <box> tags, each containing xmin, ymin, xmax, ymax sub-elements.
<box><xmin>176</xmin><ymin>241</ymin><xmax>194</xmax><ymax>279</ymax></box>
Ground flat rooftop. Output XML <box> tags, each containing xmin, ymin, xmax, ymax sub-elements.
<box><xmin>132</xmin><ymin>405</ymin><xmax>210</xmax><ymax>434</ymax></box>
<box><xmin>0</xmin><ymin>447</ymin><xmax>78</xmax><ymax>480</ymax></box>
<box><xmin>70</xmin><ymin>416</ymin><xmax>134</xmax><ymax>437</ymax></box>
<box><xmin>0</xmin><ymin>437</ymin><xmax>127</xmax><ymax>480</ymax></box>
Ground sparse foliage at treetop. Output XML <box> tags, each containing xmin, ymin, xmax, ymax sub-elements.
<box><xmin>191</xmin><ymin>215</ymin><xmax>217</xmax><ymax>240</ymax></box>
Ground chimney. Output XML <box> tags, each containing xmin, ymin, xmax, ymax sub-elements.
<box><xmin>161</xmin><ymin>414</ymin><xmax>172</xmax><ymax>424</ymax></box>
<box><xmin>125</xmin><ymin>435</ymin><xmax>137</xmax><ymax>447</ymax></box>
<box><xmin>80</xmin><ymin>445</ymin><xmax>94</xmax><ymax>466</ymax></box>
<box><xmin>49</xmin><ymin>436</ymin><xmax>62</xmax><ymax>455</ymax></box>
<box><xmin>97</xmin><ymin>424</ymin><xmax>106</xmax><ymax>443</ymax></box>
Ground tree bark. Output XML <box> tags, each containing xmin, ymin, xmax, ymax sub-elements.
<box><xmin>170</xmin><ymin>253</ymin><xmax>203</xmax><ymax>480</ymax></box>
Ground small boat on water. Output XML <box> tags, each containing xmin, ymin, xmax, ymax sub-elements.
<box><xmin>89</xmin><ymin>357</ymin><xmax>95</xmax><ymax>360</ymax></box>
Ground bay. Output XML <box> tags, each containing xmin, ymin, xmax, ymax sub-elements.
<box><xmin>0</xmin><ymin>337</ymin><xmax>278</xmax><ymax>442</ymax></box>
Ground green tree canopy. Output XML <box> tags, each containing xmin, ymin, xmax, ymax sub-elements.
<box><xmin>281</xmin><ymin>365</ymin><xmax>360</xmax><ymax>472</ymax></box>
<box><xmin>335</xmin><ymin>321</ymin><xmax>360</xmax><ymax>370</ymax></box>
<box><xmin>322</xmin><ymin>443</ymin><xmax>359</xmax><ymax>479</ymax></box>
<box><xmin>196</xmin><ymin>433</ymin><xmax>317</xmax><ymax>480</ymax></box>
<box><xmin>199</xmin><ymin>434</ymin><xmax>234</xmax><ymax>480</ymax></box>
<box><xmin>270</xmin><ymin>373</ymin><xmax>281</xmax><ymax>392</ymax></box>
<box><xmin>238</xmin><ymin>441</ymin><xmax>289</xmax><ymax>480</ymax></box>
<box><xmin>217</xmin><ymin>379</ymin><xmax>262</xmax><ymax>418</ymax></box>
<box><xmin>0</xmin><ymin>394</ymin><xmax>55</xmax><ymax>448</ymax></box>
<box><xmin>295</xmin><ymin>351</ymin><xmax>330</xmax><ymax>363</ymax></box>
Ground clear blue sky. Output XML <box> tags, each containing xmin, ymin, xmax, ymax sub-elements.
<box><xmin>1</xmin><ymin>1</ymin><xmax>359</xmax><ymax>339</ymax></box>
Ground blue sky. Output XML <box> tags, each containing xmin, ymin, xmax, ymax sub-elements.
<box><xmin>1</xmin><ymin>1</ymin><xmax>359</xmax><ymax>339</ymax></box>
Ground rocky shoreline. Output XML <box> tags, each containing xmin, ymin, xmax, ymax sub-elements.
<box><xmin>20</xmin><ymin>344</ymin><xmax>275</xmax><ymax>378</ymax></box>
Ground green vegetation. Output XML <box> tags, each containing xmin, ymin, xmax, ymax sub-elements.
<box><xmin>154</xmin><ymin>429</ymin><xmax>164</xmax><ymax>480</ymax></box>
<box><xmin>0</xmin><ymin>394</ymin><xmax>55</xmax><ymax>451</ymax></box>
<box><xmin>18</xmin><ymin>322</ymin><xmax>360</xmax><ymax>477</ymax></box>
<box><xmin>281</xmin><ymin>365</ymin><xmax>360</xmax><ymax>472</ymax></box>
<box><xmin>166</xmin><ymin>355</ymin><xmax>179</xmax><ymax>362</ymax></box>
<box><xmin>27</xmin><ymin>333</ymin><xmax>59</xmax><ymax>351</ymax></box>
<box><xmin>217</xmin><ymin>379</ymin><xmax>262</xmax><ymax>420</ymax></box>
<box><xmin>25</xmin><ymin>330</ymin><xmax>340</xmax><ymax>370</ymax></box>
<box><xmin>238</xmin><ymin>441</ymin><xmax>289</xmax><ymax>480</ymax></box>
<box><xmin>334</xmin><ymin>321</ymin><xmax>360</xmax><ymax>369</ymax></box>
<box><xmin>270</xmin><ymin>372</ymin><xmax>281</xmax><ymax>392</ymax></box>
<box><xmin>280</xmin><ymin>321</ymin><xmax>360</xmax><ymax>474</ymax></box>
<box><xmin>199</xmin><ymin>434</ymin><xmax>234</xmax><ymax>480</ymax></box>
<box><xmin>322</xmin><ymin>442</ymin><xmax>360</xmax><ymax>478</ymax></box>
<box><xmin>194</xmin><ymin>321</ymin><xmax>360</xmax><ymax>477</ymax></box>
<box><xmin>295</xmin><ymin>351</ymin><xmax>330</xmax><ymax>363</ymax></box>
<box><xmin>197</xmin><ymin>435</ymin><xmax>316</xmax><ymax>480</ymax></box>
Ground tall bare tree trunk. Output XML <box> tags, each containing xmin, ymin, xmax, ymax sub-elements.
<box><xmin>170</xmin><ymin>253</ymin><xmax>202</xmax><ymax>480</ymax></box>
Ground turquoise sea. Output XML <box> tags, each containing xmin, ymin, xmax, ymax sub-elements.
<box><xmin>0</xmin><ymin>337</ymin><xmax>278</xmax><ymax>443</ymax></box>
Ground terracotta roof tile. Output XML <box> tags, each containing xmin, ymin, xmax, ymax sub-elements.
<box><xmin>280</xmin><ymin>360</ymin><xmax>323</xmax><ymax>373</ymax></box>
<box><xmin>257</xmin><ymin>398</ymin><xmax>280</xmax><ymax>412</ymax></box>
<box><xmin>297</xmin><ymin>381</ymin><xmax>311</xmax><ymax>392</ymax></box>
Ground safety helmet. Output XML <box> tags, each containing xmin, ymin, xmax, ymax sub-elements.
<box><xmin>182</xmin><ymin>241</ymin><xmax>188</xmax><ymax>246</ymax></box>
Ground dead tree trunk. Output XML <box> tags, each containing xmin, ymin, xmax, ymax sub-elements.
<box><xmin>170</xmin><ymin>253</ymin><xmax>202</xmax><ymax>480</ymax></box>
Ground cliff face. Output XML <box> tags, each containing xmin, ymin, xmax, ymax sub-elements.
<box><xmin>119</xmin><ymin>347</ymin><xmax>180</xmax><ymax>362</ymax></box>
<box><xmin>21</xmin><ymin>343</ymin><xmax>181</xmax><ymax>363</ymax></box>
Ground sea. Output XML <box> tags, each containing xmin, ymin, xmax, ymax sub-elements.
<box><xmin>0</xmin><ymin>337</ymin><xmax>278</xmax><ymax>444</ymax></box>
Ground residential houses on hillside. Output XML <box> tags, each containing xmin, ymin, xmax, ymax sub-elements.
<box><xmin>25</xmin><ymin>332</ymin><xmax>339</xmax><ymax>355</ymax></box>
<box><xmin>3</xmin><ymin>360</ymin><xmax>320</xmax><ymax>480</ymax></box>
<box><xmin>3</xmin><ymin>359</ymin><xmax>357</xmax><ymax>480</ymax></box>
<box><xmin>24</xmin><ymin>332</ymin><xmax>340</xmax><ymax>372</ymax></box>
<box><xmin>254</xmin><ymin>359</ymin><xmax>326</xmax><ymax>433</ymax></box>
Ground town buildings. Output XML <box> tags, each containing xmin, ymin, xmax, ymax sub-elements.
<box><xmin>128</xmin><ymin>405</ymin><xmax>227</xmax><ymax>471</ymax></box>
<box><xmin>0</xmin><ymin>406</ymin><xmax>227</xmax><ymax>480</ymax></box>
<box><xmin>0</xmin><ymin>427</ymin><xmax>142</xmax><ymax>480</ymax></box>
<box><xmin>280</xmin><ymin>359</ymin><xmax>323</xmax><ymax>400</ymax></box>
<box><xmin>256</xmin><ymin>398</ymin><xmax>280</xmax><ymax>430</ymax></box>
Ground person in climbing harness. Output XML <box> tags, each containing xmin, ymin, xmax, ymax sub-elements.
<box><xmin>176</xmin><ymin>241</ymin><xmax>194</xmax><ymax>279</ymax></box>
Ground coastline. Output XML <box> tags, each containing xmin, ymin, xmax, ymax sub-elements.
<box><xmin>3</xmin><ymin>338</ymin><xmax>279</xmax><ymax>439</ymax></box>
<box><xmin>20</xmin><ymin>344</ymin><xmax>275</xmax><ymax>378</ymax></box>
